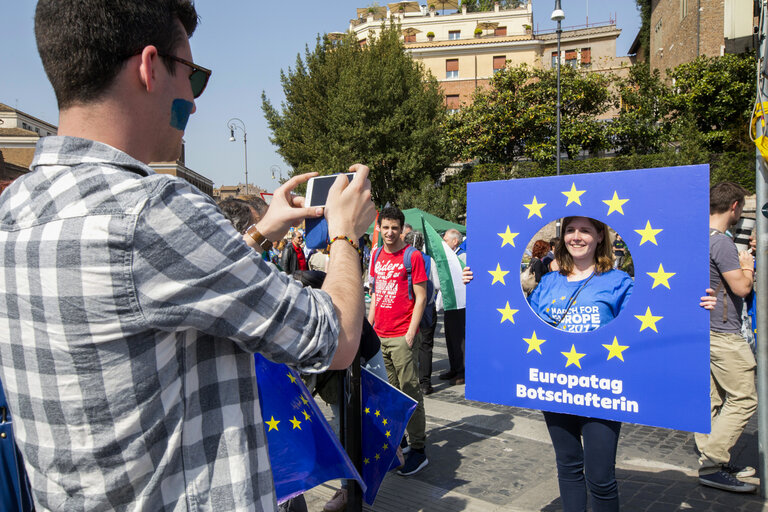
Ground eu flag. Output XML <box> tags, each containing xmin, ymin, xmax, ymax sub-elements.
<box><xmin>361</xmin><ymin>367</ymin><xmax>417</xmax><ymax>505</ymax></box>
<box><xmin>254</xmin><ymin>354</ymin><xmax>365</xmax><ymax>503</ymax></box>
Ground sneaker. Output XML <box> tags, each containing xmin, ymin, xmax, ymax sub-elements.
<box><xmin>699</xmin><ymin>469</ymin><xmax>757</xmax><ymax>493</ymax></box>
<box><xmin>322</xmin><ymin>488</ymin><xmax>347</xmax><ymax>512</ymax></box>
<box><xmin>723</xmin><ymin>463</ymin><xmax>756</xmax><ymax>478</ymax></box>
<box><xmin>400</xmin><ymin>436</ymin><xmax>411</xmax><ymax>455</ymax></box>
<box><xmin>397</xmin><ymin>449</ymin><xmax>428</xmax><ymax>476</ymax></box>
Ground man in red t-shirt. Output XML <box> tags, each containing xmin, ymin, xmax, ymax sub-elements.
<box><xmin>368</xmin><ymin>206</ymin><xmax>428</xmax><ymax>476</ymax></box>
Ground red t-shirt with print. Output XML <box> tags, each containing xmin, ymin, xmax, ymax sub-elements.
<box><xmin>370</xmin><ymin>246</ymin><xmax>427</xmax><ymax>338</ymax></box>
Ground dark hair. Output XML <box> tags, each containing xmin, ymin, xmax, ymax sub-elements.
<box><xmin>555</xmin><ymin>216</ymin><xmax>613</xmax><ymax>275</ymax></box>
<box><xmin>218</xmin><ymin>198</ymin><xmax>252</xmax><ymax>234</ymax></box>
<box><xmin>549</xmin><ymin>237</ymin><xmax>559</xmax><ymax>248</ymax></box>
<box><xmin>235</xmin><ymin>195</ymin><xmax>268</xmax><ymax>220</ymax></box>
<box><xmin>377</xmin><ymin>206</ymin><xmax>404</xmax><ymax>228</ymax></box>
<box><xmin>35</xmin><ymin>0</ymin><xmax>199</xmax><ymax>109</ymax></box>
<box><xmin>710</xmin><ymin>182</ymin><xmax>749</xmax><ymax>214</ymax></box>
<box><xmin>292</xmin><ymin>270</ymin><xmax>327</xmax><ymax>289</ymax></box>
<box><xmin>531</xmin><ymin>239</ymin><xmax>549</xmax><ymax>259</ymax></box>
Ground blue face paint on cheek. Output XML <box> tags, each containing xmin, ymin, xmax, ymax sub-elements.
<box><xmin>170</xmin><ymin>98</ymin><xmax>194</xmax><ymax>131</ymax></box>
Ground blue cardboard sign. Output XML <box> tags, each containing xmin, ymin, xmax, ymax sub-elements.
<box><xmin>465</xmin><ymin>166</ymin><xmax>711</xmax><ymax>432</ymax></box>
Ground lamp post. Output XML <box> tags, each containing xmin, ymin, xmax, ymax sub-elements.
<box><xmin>551</xmin><ymin>0</ymin><xmax>565</xmax><ymax>238</ymax></box>
<box><xmin>227</xmin><ymin>118</ymin><xmax>248</xmax><ymax>195</ymax></box>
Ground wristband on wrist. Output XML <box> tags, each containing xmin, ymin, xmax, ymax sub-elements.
<box><xmin>742</xmin><ymin>267</ymin><xmax>755</xmax><ymax>273</ymax></box>
<box><xmin>328</xmin><ymin>235</ymin><xmax>360</xmax><ymax>254</ymax></box>
<box><xmin>245</xmin><ymin>224</ymin><xmax>273</xmax><ymax>251</ymax></box>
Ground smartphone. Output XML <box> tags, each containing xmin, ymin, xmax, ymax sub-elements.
<box><xmin>305</xmin><ymin>173</ymin><xmax>355</xmax><ymax>207</ymax></box>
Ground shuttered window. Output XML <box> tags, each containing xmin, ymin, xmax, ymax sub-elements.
<box><xmin>494</xmin><ymin>26</ymin><xmax>507</xmax><ymax>36</ymax></box>
<box><xmin>493</xmin><ymin>56</ymin><xmax>506</xmax><ymax>72</ymax></box>
<box><xmin>446</xmin><ymin>95</ymin><xmax>460</xmax><ymax>113</ymax></box>
<box><xmin>581</xmin><ymin>48</ymin><xmax>591</xmax><ymax>64</ymax></box>
<box><xmin>446</xmin><ymin>59</ymin><xmax>459</xmax><ymax>78</ymax></box>
<box><xmin>404</xmin><ymin>34</ymin><xmax>416</xmax><ymax>43</ymax></box>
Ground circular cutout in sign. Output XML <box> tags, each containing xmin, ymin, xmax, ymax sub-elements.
<box><xmin>522</xmin><ymin>216</ymin><xmax>634</xmax><ymax>334</ymax></box>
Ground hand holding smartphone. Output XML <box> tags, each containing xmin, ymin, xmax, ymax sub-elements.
<box><xmin>305</xmin><ymin>173</ymin><xmax>355</xmax><ymax>208</ymax></box>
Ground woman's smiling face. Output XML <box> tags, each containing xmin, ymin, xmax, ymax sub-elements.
<box><xmin>563</xmin><ymin>217</ymin><xmax>603</xmax><ymax>265</ymax></box>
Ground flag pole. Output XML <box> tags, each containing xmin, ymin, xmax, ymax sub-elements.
<box><xmin>342</xmin><ymin>350</ymin><xmax>364</xmax><ymax>510</ymax></box>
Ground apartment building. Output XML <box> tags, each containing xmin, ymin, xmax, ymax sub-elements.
<box><xmin>347</xmin><ymin>1</ymin><xmax>629</xmax><ymax>111</ymax></box>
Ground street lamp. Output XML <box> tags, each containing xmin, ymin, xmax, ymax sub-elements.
<box><xmin>227</xmin><ymin>118</ymin><xmax>248</xmax><ymax>195</ymax></box>
<box><xmin>551</xmin><ymin>0</ymin><xmax>565</xmax><ymax>237</ymax></box>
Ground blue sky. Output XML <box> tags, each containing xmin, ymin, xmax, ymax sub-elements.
<box><xmin>1</xmin><ymin>1</ymin><xmax>641</xmax><ymax>190</ymax></box>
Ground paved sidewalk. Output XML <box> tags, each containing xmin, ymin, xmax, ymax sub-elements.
<box><xmin>301</xmin><ymin>314</ymin><xmax>767</xmax><ymax>511</ymax></box>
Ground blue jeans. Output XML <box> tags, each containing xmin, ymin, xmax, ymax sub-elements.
<box><xmin>543</xmin><ymin>412</ymin><xmax>621</xmax><ymax>512</ymax></box>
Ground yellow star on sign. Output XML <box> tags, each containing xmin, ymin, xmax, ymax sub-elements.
<box><xmin>375</xmin><ymin>453</ymin><xmax>381</xmax><ymax>461</ymax></box>
<box><xmin>523</xmin><ymin>331</ymin><xmax>546</xmax><ymax>354</ymax></box>
<box><xmin>286</xmin><ymin>373</ymin><xmax>297</xmax><ymax>384</ymax></box>
<box><xmin>302</xmin><ymin>410</ymin><xmax>311</xmax><ymax>421</ymax></box>
<box><xmin>497</xmin><ymin>302</ymin><xmax>519</xmax><ymax>324</ymax></box>
<box><xmin>498</xmin><ymin>226</ymin><xmax>520</xmax><ymax>247</ymax></box>
<box><xmin>488</xmin><ymin>264</ymin><xmax>509</xmax><ymax>285</ymax></box>
<box><xmin>382</xmin><ymin>443</ymin><xmax>388</xmax><ymax>451</ymax></box>
<box><xmin>364</xmin><ymin>458</ymin><xmax>370</xmax><ymax>465</ymax></box>
<box><xmin>602</xmin><ymin>337</ymin><xmax>629</xmax><ymax>362</ymax></box>
<box><xmin>635</xmin><ymin>221</ymin><xmax>663</xmax><ymax>246</ymax></box>
<box><xmin>375</xmin><ymin>410</ymin><xmax>380</xmax><ymax>417</ymax></box>
<box><xmin>266</xmin><ymin>416</ymin><xmax>280</xmax><ymax>432</ymax></box>
<box><xmin>647</xmin><ymin>263</ymin><xmax>676</xmax><ymax>289</ymax></box>
<box><xmin>602</xmin><ymin>191</ymin><xmax>629</xmax><ymax>215</ymax></box>
<box><xmin>562</xmin><ymin>345</ymin><xmax>586</xmax><ymax>369</ymax></box>
<box><xmin>382</xmin><ymin>418</ymin><xmax>388</xmax><ymax>426</ymax></box>
<box><xmin>562</xmin><ymin>182</ymin><xmax>586</xmax><ymax>206</ymax></box>
<box><xmin>364</xmin><ymin>407</ymin><xmax>370</xmax><ymax>414</ymax></box>
<box><xmin>385</xmin><ymin>430</ymin><xmax>391</xmax><ymax>438</ymax></box>
<box><xmin>290</xmin><ymin>416</ymin><xmax>302</xmax><ymax>430</ymax></box>
<box><xmin>524</xmin><ymin>196</ymin><xmax>547</xmax><ymax>218</ymax></box>
<box><xmin>635</xmin><ymin>307</ymin><xmax>663</xmax><ymax>332</ymax></box>
<box><xmin>300</xmin><ymin>395</ymin><xmax>308</xmax><ymax>405</ymax></box>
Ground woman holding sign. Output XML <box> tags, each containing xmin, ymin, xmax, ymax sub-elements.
<box><xmin>528</xmin><ymin>216</ymin><xmax>631</xmax><ymax>511</ymax></box>
<box><xmin>463</xmin><ymin>215</ymin><xmax>716</xmax><ymax>512</ymax></box>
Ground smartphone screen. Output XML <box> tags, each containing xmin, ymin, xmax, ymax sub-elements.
<box><xmin>306</xmin><ymin>173</ymin><xmax>355</xmax><ymax>207</ymax></box>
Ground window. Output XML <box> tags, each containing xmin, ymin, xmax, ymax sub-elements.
<box><xmin>446</xmin><ymin>95</ymin><xmax>460</xmax><ymax>114</ymax></box>
<box><xmin>359</xmin><ymin>38</ymin><xmax>367</xmax><ymax>47</ymax></box>
<box><xmin>446</xmin><ymin>59</ymin><xmax>459</xmax><ymax>79</ymax></box>
<box><xmin>551</xmin><ymin>51</ymin><xmax>559</xmax><ymax>68</ymax></box>
<box><xmin>493</xmin><ymin>56</ymin><xmax>507</xmax><ymax>73</ymax></box>
<box><xmin>494</xmin><ymin>26</ymin><xmax>507</xmax><ymax>36</ymax></box>
<box><xmin>565</xmin><ymin>50</ymin><xmax>577</xmax><ymax>67</ymax></box>
<box><xmin>448</xmin><ymin>30</ymin><xmax>461</xmax><ymax>40</ymax></box>
<box><xmin>581</xmin><ymin>48</ymin><xmax>591</xmax><ymax>65</ymax></box>
<box><xmin>404</xmin><ymin>34</ymin><xmax>416</xmax><ymax>43</ymax></box>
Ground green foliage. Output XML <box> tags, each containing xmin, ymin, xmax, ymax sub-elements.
<box><xmin>635</xmin><ymin>0</ymin><xmax>651</xmax><ymax>61</ymax></box>
<box><xmin>667</xmin><ymin>53</ymin><xmax>755</xmax><ymax>152</ymax></box>
<box><xmin>444</xmin><ymin>64</ymin><xmax>612</xmax><ymax>164</ymax></box>
<box><xmin>463</xmin><ymin>0</ymin><xmax>521</xmax><ymax>12</ymax></box>
<box><xmin>262</xmin><ymin>26</ymin><xmax>450</xmax><ymax>206</ymax></box>
<box><xmin>610</xmin><ymin>62</ymin><xmax>672</xmax><ymax>154</ymax></box>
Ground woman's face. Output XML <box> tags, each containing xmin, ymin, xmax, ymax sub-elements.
<box><xmin>563</xmin><ymin>217</ymin><xmax>603</xmax><ymax>264</ymax></box>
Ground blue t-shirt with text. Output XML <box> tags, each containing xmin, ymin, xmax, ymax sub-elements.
<box><xmin>528</xmin><ymin>269</ymin><xmax>634</xmax><ymax>333</ymax></box>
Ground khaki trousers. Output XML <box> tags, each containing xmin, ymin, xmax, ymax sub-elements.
<box><xmin>694</xmin><ymin>332</ymin><xmax>757</xmax><ymax>473</ymax></box>
<box><xmin>380</xmin><ymin>333</ymin><xmax>426</xmax><ymax>450</ymax></box>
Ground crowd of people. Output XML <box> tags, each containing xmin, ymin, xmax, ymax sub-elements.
<box><xmin>0</xmin><ymin>1</ymin><xmax>761</xmax><ymax>512</ymax></box>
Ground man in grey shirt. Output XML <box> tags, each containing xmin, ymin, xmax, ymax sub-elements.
<box><xmin>694</xmin><ymin>182</ymin><xmax>757</xmax><ymax>493</ymax></box>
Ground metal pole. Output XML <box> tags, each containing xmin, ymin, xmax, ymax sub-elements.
<box><xmin>755</xmin><ymin>0</ymin><xmax>768</xmax><ymax>497</ymax></box>
<box><xmin>343</xmin><ymin>352</ymin><xmax>363</xmax><ymax>511</ymax></box>
<box><xmin>227</xmin><ymin>118</ymin><xmax>248</xmax><ymax>194</ymax></box>
<box><xmin>555</xmin><ymin>19</ymin><xmax>562</xmax><ymax>238</ymax></box>
<box><xmin>243</xmin><ymin>131</ymin><xmax>248</xmax><ymax>195</ymax></box>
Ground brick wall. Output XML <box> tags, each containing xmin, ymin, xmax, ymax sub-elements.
<box><xmin>650</xmin><ymin>0</ymin><xmax>724</xmax><ymax>74</ymax></box>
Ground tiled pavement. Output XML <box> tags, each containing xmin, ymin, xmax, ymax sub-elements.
<box><xmin>300</xmin><ymin>314</ymin><xmax>766</xmax><ymax>511</ymax></box>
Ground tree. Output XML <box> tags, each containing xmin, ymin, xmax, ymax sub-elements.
<box><xmin>443</xmin><ymin>64</ymin><xmax>612</xmax><ymax>164</ymax></box>
<box><xmin>610</xmin><ymin>62</ymin><xmax>672</xmax><ymax>155</ymax></box>
<box><xmin>463</xmin><ymin>0</ymin><xmax>521</xmax><ymax>11</ymax></box>
<box><xmin>262</xmin><ymin>26</ymin><xmax>449</xmax><ymax>206</ymax></box>
<box><xmin>667</xmin><ymin>53</ymin><xmax>754</xmax><ymax>152</ymax></box>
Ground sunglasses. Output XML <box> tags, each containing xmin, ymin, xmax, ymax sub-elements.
<box><xmin>158</xmin><ymin>54</ymin><xmax>212</xmax><ymax>98</ymax></box>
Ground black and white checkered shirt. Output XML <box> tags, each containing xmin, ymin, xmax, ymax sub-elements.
<box><xmin>0</xmin><ymin>137</ymin><xmax>339</xmax><ymax>511</ymax></box>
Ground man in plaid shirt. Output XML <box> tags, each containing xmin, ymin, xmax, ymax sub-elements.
<box><xmin>0</xmin><ymin>1</ymin><xmax>376</xmax><ymax>510</ymax></box>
